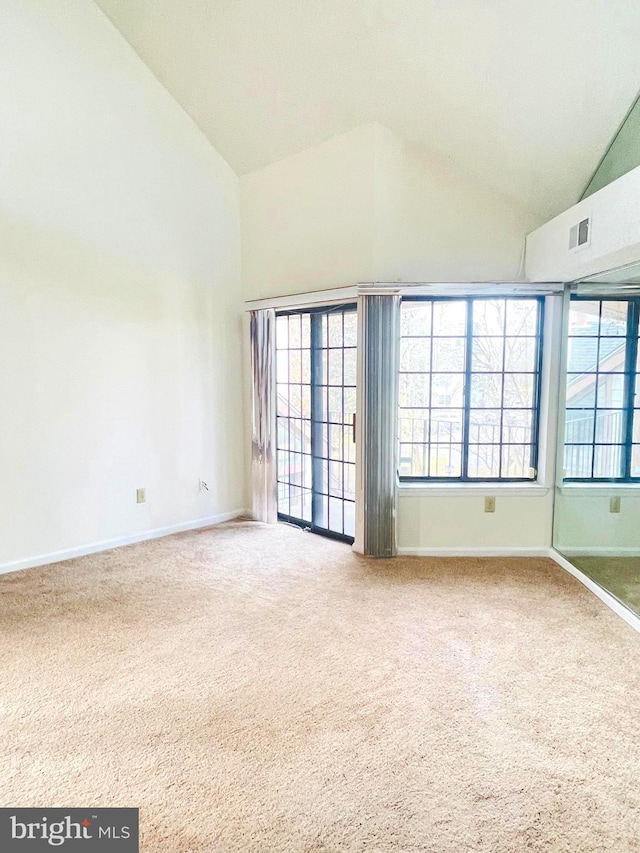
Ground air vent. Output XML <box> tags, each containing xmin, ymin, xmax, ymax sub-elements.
<box><xmin>569</xmin><ymin>217</ymin><xmax>590</xmax><ymax>250</ymax></box>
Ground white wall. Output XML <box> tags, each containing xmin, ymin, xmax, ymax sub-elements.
<box><xmin>373</xmin><ymin>126</ymin><xmax>540</xmax><ymax>283</ymax></box>
<box><xmin>0</xmin><ymin>0</ymin><xmax>245</xmax><ymax>571</ymax></box>
<box><xmin>398</xmin><ymin>490</ymin><xmax>554</xmax><ymax>554</ymax></box>
<box><xmin>240</xmin><ymin>125</ymin><xmax>378</xmax><ymax>301</ymax></box>
<box><xmin>526</xmin><ymin>164</ymin><xmax>640</xmax><ymax>282</ymax></box>
<box><xmin>241</xmin><ymin>123</ymin><xmax>540</xmax><ymax>301</ymax></box>
<box><xmin>554</xmin><ymin>491</ymin><xmax>640</xmax><ymax>555</ymax></box>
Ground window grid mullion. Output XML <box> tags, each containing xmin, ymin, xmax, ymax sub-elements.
<box><xmin>427</xmin><ymin>307</ymin><xmax>434</xmax><ymax>477</ymax></box>
<box><xmin>462</xmin><ymin>299</ymin><xmax>473</xmax><ymax>479</ymax></box>
<box><xmin>498</xmin><ymin>310</ymin><xmax>507</xmax><ymax>478</ymax></box>
<box><xmin>590</xmin><ymin>302</ymin><xmax>602</xmax><ymax>479</ymax></box>
<box><xmin>341</xmin><ymin>311</ymin><xmax>345</xmax><ymax>535</ymax></box>
<box><xmin>623</xmin><ymin>301</ymin><xmax>640</xmax><ymax>480</ymax></box>
<box><xmin>529</xmin><ymin>298</ymin><xmax>545</xmax><ymax>475</ymax></box>
<box><xmin>310</xmin><ymin>312</ymin><xmax>323</xmax><ymax>530</ymax></box>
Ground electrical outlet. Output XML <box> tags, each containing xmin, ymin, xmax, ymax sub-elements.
<box><xmin>136</xmin><ymin>488</ymin><xmax>146</xmax><ymax>504</ymax></box>
<box><xmin>609</xmin><ymin>496</ymin><xmax>621</xmax><ymax>514</ymax></box>
<box><xmin>484</xmin><ymin>496</ymin><xmax>496</xmax><ymax>513</ymax></box>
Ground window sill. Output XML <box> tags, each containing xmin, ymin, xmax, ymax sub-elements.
<box><xmin>397</xmin><ymin>481</ymin><xmax>551</xmax><ymax>498</ymax></box>
<box><xmin>558</xmin><ymin>483</ymin><xmax>640</xmax><ymax>496</ymax></box>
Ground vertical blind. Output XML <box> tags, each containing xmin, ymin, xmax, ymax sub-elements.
<box><xmin>361</xmin><ymin>294</ymin><xmax>400</xmax><ymax>557</ymax></box>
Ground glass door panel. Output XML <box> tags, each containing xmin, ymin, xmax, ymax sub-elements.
<box><xmin>276</xmin><ymin>312</ymin><xmax>313</xmax><ymax>525</ymax></box>
<box><xmin>276</xmin><ymin>305</ymin><xmax>357</xmax><ymax>543</ymax></box>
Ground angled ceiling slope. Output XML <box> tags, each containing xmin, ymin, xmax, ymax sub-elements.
<box><xmin>95</xmin><ymin>0</ymin><xmax>640</xmax><ymax>223</ymax></box>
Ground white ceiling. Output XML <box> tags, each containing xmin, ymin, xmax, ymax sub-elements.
<box><xmin>94</xmin><ymin>0</ymin><xmax>640</xmax><ymax>222</ymax></box>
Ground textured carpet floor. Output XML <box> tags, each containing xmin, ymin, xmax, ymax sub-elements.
<box><xmin>2</xmin><ymin>522</ymin><xmax>640</xmax><ymax>852</ymax></box>
<box><xmin>569</xmin><ymin>555</ymin><xmax>640</xmax><ymax>618</ymax></box>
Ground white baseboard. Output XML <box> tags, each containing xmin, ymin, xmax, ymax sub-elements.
<box><xmin>548</xmin><ymin>548</ymin><xmax>640</xmax><ymax>635</ymax></box>
<box><xmin>0</xmin><ymin>509</ymin><xmax>247</xmax><ymax>577</ymax></box>
<box><xmin>558</xmin><ymin>547</ymin><xmax>640</xmax><ymax>557</ymax></box>
<box><xmin>397</xmin><ymin>546</ymin><xmax>552</xmax><ymax>557</ymax></box>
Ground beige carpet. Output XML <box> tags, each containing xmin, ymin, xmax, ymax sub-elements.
<box><xmin>2</xmin><ymin>522</ymin><xmax>640</xmax><ymax>852</ymax></box>
<box><xmin>569</xmin><ymin>555</ymin><xmax>640</xmax><ymax>618</ymax></box>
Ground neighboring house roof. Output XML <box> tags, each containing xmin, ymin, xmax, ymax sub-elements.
<box><xmin>566</xmin><ymin>318</ymin><xmax>627</xmax><ymax>408</ymax></box>
<box><xmin>568</xmin><ymin>318</ymin><xmax>627</xmax><ymax>375</ymax></box>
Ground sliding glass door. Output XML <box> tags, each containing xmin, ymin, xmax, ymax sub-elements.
<box><xmin>275</xmin><ymin>305</ymin><xmax>357</xmax><ymax>543</ymax></box>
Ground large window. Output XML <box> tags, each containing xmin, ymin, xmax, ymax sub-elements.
<box><xmin>564</xmin><ymin>297</ymin><xmax>640</xmax><ymax>481</ymax></box>
<box><xmin>398</xmin><ymin>297</ymin><xmax>543</xmax><ymax>481</ymax></box>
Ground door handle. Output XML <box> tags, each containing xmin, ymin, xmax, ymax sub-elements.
<box><xmin>352</xmin><ymin>412</ymin><xmax>356</xmax><ymax>443</ymax></box>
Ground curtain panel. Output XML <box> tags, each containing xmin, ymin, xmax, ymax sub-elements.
<box><xmin>250</xmin><ymin>309</ymin><xmax>278</xmax><ymax>523</ymax></box>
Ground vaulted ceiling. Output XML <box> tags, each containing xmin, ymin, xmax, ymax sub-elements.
<box><xmin>94</xmin><ymin>0</ymin><xmax>640</xmax><ymax>223</ymax></box>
